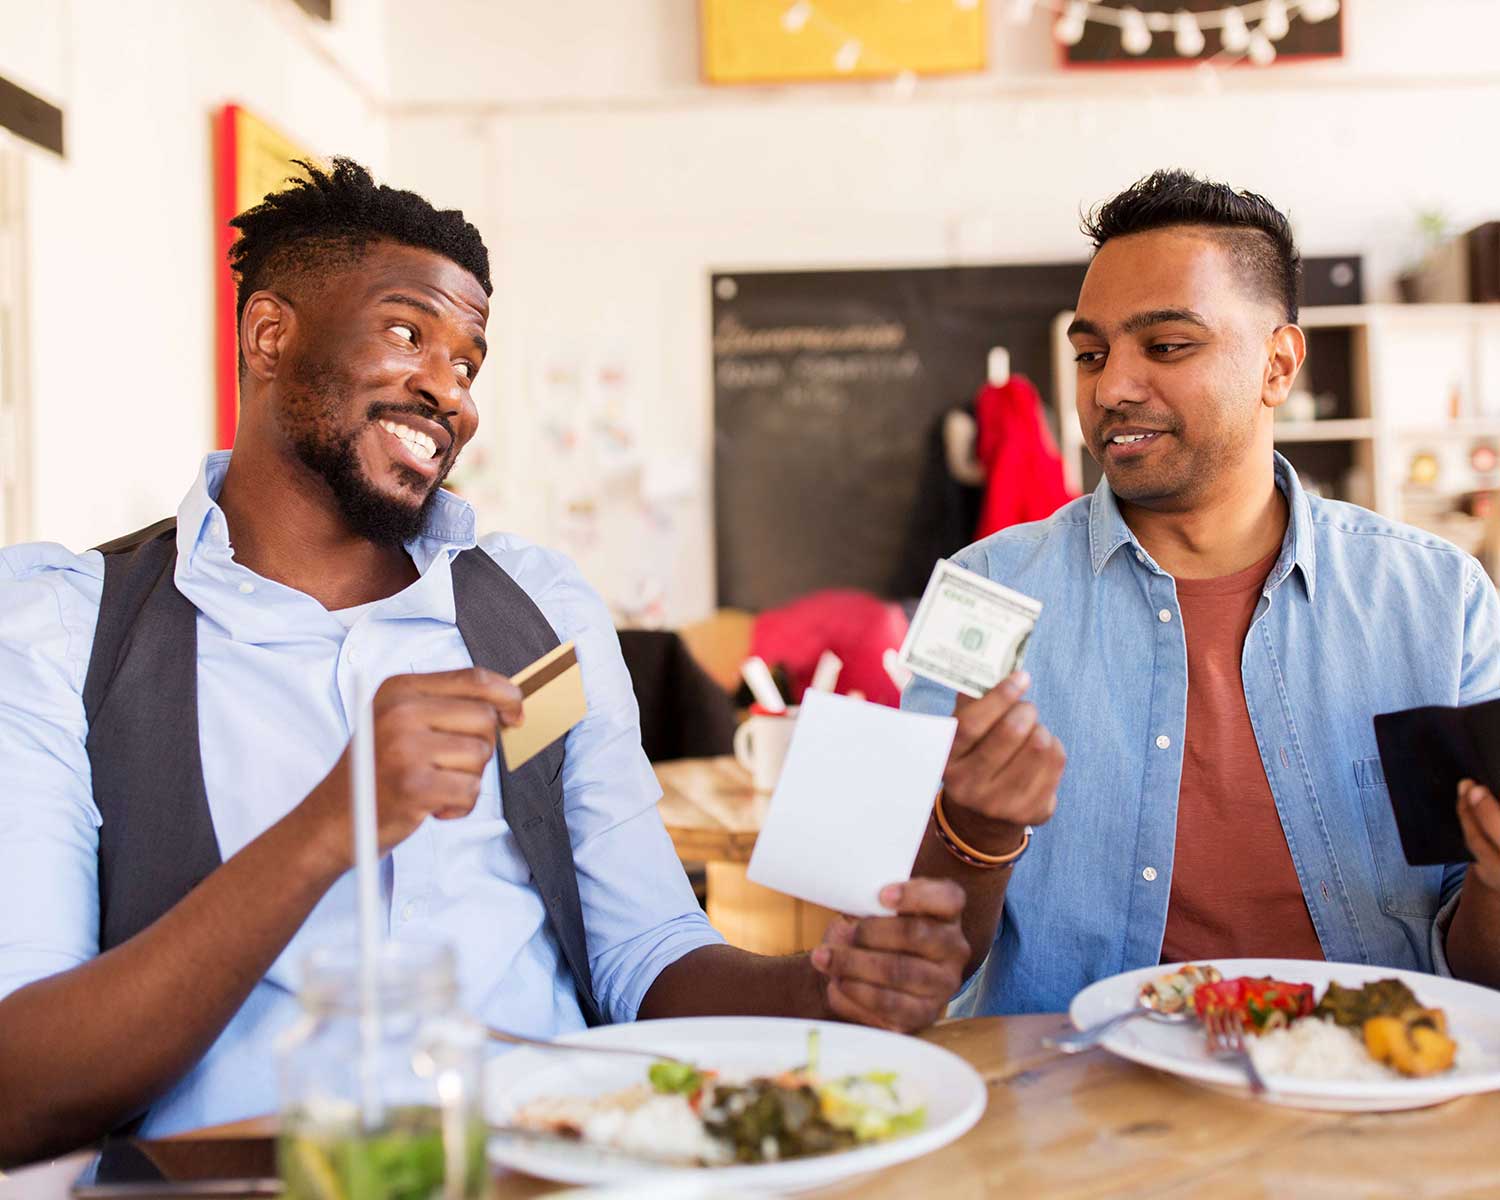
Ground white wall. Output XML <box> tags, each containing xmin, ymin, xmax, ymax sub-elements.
<box><xmin>7</xmin><ymin>0</ymin><xmax>1500</xmax><ymax>609</ymax></box>
<box><xmin>1</xmin><ymin>0</ymin><xmax>387</xmax><ymax>551</ymax></box>
<box><xmin>385</xmin><ymin>0</ymin><xmax>1500</xmax><ymax>621</ymax></box>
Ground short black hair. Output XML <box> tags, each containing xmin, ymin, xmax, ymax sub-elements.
<box><xmin>1081</xmin><ymin>169</ymin><xmax>1301</xmax><ymax>323</ymax></box>
<box><xmin>228</xmin><ymin>156</ymin><xmax>492</xmax><ymax>333</ymax></box>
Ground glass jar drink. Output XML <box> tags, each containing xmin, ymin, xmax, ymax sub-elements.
<box><xmin>276</xmin><ymin>941</ymin><xmax>486</xmax><ymax>1200</ymax></box>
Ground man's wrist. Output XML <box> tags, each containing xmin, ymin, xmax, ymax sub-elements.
<box><xmin>285</xmin><ymin>787</ymin><xmax>354</xmax><ymax>885</ymax></box>
<box><xmin>939</xmin><ymin>794</ymin><xmax>1028</xmax><ymax>859</ymax></box>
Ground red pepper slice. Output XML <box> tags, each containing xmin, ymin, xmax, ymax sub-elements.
<box><xmin>1193</xmin><ymin>976</ymin><xmax>1314</xmax><ymax>1033</ymax></box>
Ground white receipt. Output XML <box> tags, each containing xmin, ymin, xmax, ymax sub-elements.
<box><xmin>746</xmin><ymin>691</ymin><xmax>958</xmax><ymax>916</ymax></box>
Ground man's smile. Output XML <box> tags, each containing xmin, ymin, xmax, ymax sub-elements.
<box><xmin>1100</xmin><ymin>425</ymin><xmax>1172</xmax><ymax>461</ymax></box>
<box><xmin>373</xmin><ymin>413</ymin><xmax>452</xmax><ymax>478</ymax></box>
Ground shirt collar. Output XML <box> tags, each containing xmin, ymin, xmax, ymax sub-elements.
<box><xmin>172</xmin><ymin>452</ymin><xmax>482</xmax><ymax>640</ymax></box>
<box><xmin>1087</xmin><ymin>450</ymin><xmax>1316</xmax><ymax>600</ymax></box>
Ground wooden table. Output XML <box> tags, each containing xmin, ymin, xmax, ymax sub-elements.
<box><xmin>9</xmin><ymin>1016</ymin><xmax>1499</xmax><ymax>1199</ymax></box>
<box><xmin>654</xmin><ymin>755</ymin><xmax>837</xmax><ymax>955</ymax></box>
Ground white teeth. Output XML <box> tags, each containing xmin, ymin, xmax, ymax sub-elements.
<box><xmin>379</xmin><ymin>419</ymin><xmax>440</xmax><ymax>460</ymax></box>
<box><xmin>1112</xmin><ymin>433</ymin><xmax>1153</xmax><ymax>444</ymax></box>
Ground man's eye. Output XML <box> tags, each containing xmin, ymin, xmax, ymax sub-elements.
<box><xmin>455</xmin><ymin>362</ymin><xmax>474</xmax><ymax>380</ymax></box>
<box><xmin>1151</xmin><ymin>343</ymin><xmax>1189</xmax><ymax>355</ymax></box>
<box><xmin>1074</xmin><ymin>351</ymin><xmax>1104</xmax><ymax>365</ymax></box>
<box><xmin>390</xmin><ymin>324</ymin><xmax>416</xmax><ymax>343</ymax></box>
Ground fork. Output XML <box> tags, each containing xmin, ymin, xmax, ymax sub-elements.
<box><xmin>1202</xmin><ymin>1010</ymin><xmax>1268</xmax><ymax>1095</ymax></box>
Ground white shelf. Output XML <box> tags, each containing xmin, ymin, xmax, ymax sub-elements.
<box><xmin>1390</xmin><ymin>420</ymin><xmax>1500</xmax><ymax>441</ymax></box>
<box><xmin>1301</xmin><ymin>303</ymin><xmax>1500</xmax><ymax>329</ymax></box>
<box><xmin>1273</xmin><ymin>419</ymin><xmax>1375</xmax><ymax>443</ymax></box>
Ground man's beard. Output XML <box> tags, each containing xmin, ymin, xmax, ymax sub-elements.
<box><xmin>280</xmin><ymin>358</ymin><xmax>452</xmax><ymax>548</ymax></box>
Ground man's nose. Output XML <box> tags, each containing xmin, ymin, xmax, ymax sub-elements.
<box><xmin>409</xmin><ymin>349</ymin><xmax>465</xmax><ymax>417</ymax></box>
<box><xmin>1092</xmin><ymin>347</ymin><xmax>1150</xmax><ymax>410</ymax></box>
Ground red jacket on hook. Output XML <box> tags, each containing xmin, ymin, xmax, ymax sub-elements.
<box><xmin>973</xmin><ymin>374</ymin><xmax>1077</xmax><ymax>539</ymax></box>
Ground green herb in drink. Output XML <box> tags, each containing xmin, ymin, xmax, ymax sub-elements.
<box><xmin>278</xmin><ymin>1105</ymin><xmax>486</xmax><ymax>1200</ymax></box>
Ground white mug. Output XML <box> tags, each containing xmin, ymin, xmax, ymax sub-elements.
<box><xmin>733</xmin><ymin>706</ymin><xmax>799</xmax><ymax>794</ymax></box>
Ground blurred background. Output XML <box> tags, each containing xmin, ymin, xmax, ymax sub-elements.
<box><xmin>2</xmin><ymin>0</ymin><xmax>1498</xmax><ymax>639</ymax></box>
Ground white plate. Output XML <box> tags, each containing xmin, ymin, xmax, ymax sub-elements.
<box><xmin>1070</xmin><ymin>958</ymin><xmax>1500</xmax><ymax>1112</ymax></box>
<box><xmin>483</xmin><ymin>1016</ymin><xmax>986</xmax><ymax>1190</ymax></box>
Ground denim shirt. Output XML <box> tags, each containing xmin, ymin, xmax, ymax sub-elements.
<box><xmin>904</xmin><ymin>454</ymin><xmax>1500</xmax><ymax>1016</ymax></box>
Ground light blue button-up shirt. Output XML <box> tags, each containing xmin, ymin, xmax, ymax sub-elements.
<box><xmin>905</xmin><ymin>454</ymin><xmax>1500</xmax><ymax>1016</ymax></box>
<box><xmin>0</xmin><ymin>453</ymin><xmax>722</xmax><ymax>1134</ymax></box>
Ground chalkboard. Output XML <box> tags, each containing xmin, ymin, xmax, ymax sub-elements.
<box><xmin>711</xmin><ymin>255</ymin><xmax>1363</xmax><ymax>611</ymax></box>
<box><xmin>712</xmin><ymin>264</ymin><xmax>1088</xmax><ymax>610</ymax></box>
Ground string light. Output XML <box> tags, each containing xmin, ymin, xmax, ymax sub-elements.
<box><xmin>1173</xmin><ymin>10</ymin><xmax>1206</xmax><ymax>57</ymax></box>
<box><xmin>1119</xmin><ymin>7</ymin><xmax>1153</xmax><ymax>55</ymax></box>
<box><xmin>833</xmin><ymin>39</ymin><xmax>862</xmax><ymax>72</ymax></box>
<box><xmin>781</xmin><ymin>1</ymin><xmax>811</xmax><ymax>33</ymax></box>
<box><xmin>1247</xmin><ymin>31</ymin><xmax>1277</xmax><ymax>63</ymax></box>
<box><xmin>1055</xmin><ymin>0</ymin><xmax>1088</xmax><ymax>46</ymax></box>
<box><xmin>1261</xmin><ymin>0</ymin><xmax>1291</xmax><ymax>40</ymax></box>
<box><xmin>1300</xmin><ymin>0</ymin><xmax>1339</xmax><ymax>21</ymax></box>
<box><xmin>1220</xmin><ymin>6</ymin><xmax>1251</xmax><ymax>53</ymax></box>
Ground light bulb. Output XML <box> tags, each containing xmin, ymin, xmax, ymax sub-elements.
<box><xmin>1220</xmin><ymin>6</ymin><xmax>1250</xmax><ymax>53</ymax></box>
<box><xmin>1173</xmin><ymin>10</ymin><xmax>1206</xmax><ymax>56</ymax></box>
<box><xmin>1248</xmin><ymin>31</ymin><xmax>1276</xmax><ymax>64</ymax></box>
<box><xmin>781</xmin><ymin>1</ymin><xmax>811</xmax><ymax>33</ymax></box>
<box><xmin>1054</xmin><ymin>0</ymin><xmax>1088</xmax><ymax>46</ymax></box>
<box><xmin>892</xmin><ymin>69</ymin><xmax>918</xmax><ymax>99</ymax></box>
<box><xmin>1262</xmin><ymin>0</ymin><xmax>1290</xmax><ymax>40</ymax></box>
<box><xmin>1120</xmin><ymin>7</ymin><xmax>1153</xmax><ymax>55</ymax></box>
<box><xmin>1300</xmin><ymin>0</ymin><xmax>1339</xmax><ymax>21</ymax></box>
<box><xmin>834</xmin><ymin>39</ymin><xmax>862</xmax><ymax>72</ymax></box>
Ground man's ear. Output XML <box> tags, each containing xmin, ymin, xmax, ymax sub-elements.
<box><xmin>241</xmin><ymin>291</ymin><xmax>295</xmax><ymax>382</ymax></box>
<box><xmin>1262</xmin><ymin>323</ymin><xmax>1307</xmax><ymax>411</ymax></box>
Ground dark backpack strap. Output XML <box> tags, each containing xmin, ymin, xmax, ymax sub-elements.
<box><xmin>84</xmin><ymin>519</ymin><xmax>222</xmax><ymax>953</ymax></box>
<box><xmin>451</xmin><ymin>547</ymin><xmax>605</xmax><ymax>1027</ymax></box>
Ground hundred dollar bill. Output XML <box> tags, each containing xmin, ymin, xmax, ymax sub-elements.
<box><xmin>896</xmin><ymin>559</ymin><xmax>1043</xmax><ymax>699</ymax></box>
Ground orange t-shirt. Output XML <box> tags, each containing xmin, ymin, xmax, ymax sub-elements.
<box><xmin>1159</xmin><ymin>547</ymin><xmax>1325</xmax><ymax>964</ymax></box>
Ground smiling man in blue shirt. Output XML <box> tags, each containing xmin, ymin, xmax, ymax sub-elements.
<box><xmin>0</xmin><ymin>160</ymin><xmax>1063</xmax><ymax>1166</ymax></box>
<box><xmin>906</xmin><ymin>170</ymin><xmax>1500</xmax><ymax>1015</ymax></box>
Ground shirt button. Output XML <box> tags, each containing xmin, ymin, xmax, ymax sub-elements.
<box><xmin>238</xmin><ymin>581</ymin><xmax>254</xmax><ymax>595</ymax></box>
<box><xmin>401</xmin><ymin>900</ymin><xmax>417</xmax><ymax>922</ymax></box>
<box><xmin>1134</xmin><ymin>550</ymin><xmax>1146</xmax><ymax>563</ymax></box>
<box><xmin>1157</xmin><ymin>608</ymin><xmax>1172</xmax><ymax>623</ymax></box>
<box><xmin>1155</xmin><ymin>734</ymin><xmax>1171</xmax><ymax>750</ymax></box>
<box><xmin>1142</xmin><ymin>866</ymin><xmax>1158</xmax><ymax>882</ymax></box>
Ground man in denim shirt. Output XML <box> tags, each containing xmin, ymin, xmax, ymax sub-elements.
<box><xmin>906</xmin><ymin>170</ymin><xmax>1500</xmax><ymax>1014</ymax></box>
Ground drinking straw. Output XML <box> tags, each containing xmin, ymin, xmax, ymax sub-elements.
<box><xmin>739</xmin><ymin>655</ymin><xmax>787</xmax><ymax>713</ymax></box>
<box><xmin>882</xmin><ymin>648</ymin><xmax>914</xmax><ymax>693</ymax></box>
<box><xmin>809</xmin><ymin>650</ymin><xmax>843</xmax><ymax>694</ymax></box>
<box><xmin>351</xmin><ymin>671</ymin><xmax>384</xmax><ymax>1130</ymax></box>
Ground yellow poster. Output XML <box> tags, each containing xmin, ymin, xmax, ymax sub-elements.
<box><xmin>702</xmin><ymin>0</ymin><xmax>987</xmax><ymax>84</ymax></box>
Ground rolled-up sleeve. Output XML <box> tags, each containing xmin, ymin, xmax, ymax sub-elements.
<box><xmin>494</xmin><ymin>541</ymin><xmax>723</xmax><ymax>1024</ymax></box>
<box><xmin>0</xmin><ymin>546</ymin><xmax>105</xmax><ymax>1002</ymax></box>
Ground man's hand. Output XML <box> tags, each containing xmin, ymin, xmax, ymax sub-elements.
<box><xmin>809</xmin><ymin>879</ymin><xmax>968</xmax><ymax>1033</ymax></box>
<box><xmin>1458</xmin><ymin>779</ymin><xmax>1500</xmax><ymax>892</ymax></box>
<box><xmin>304</xmin><ymin>667</ymin><xmax>525</xmax><ymax>868</ymax></box>
<box><xmin>940</xmin><ymin>670</ymin><xmax>1065</xmax><ymax>855</ymax></box>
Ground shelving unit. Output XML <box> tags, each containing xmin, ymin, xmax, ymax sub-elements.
<box><xmin>1052</xmin><ymin>305</ymin><xmax>1500</xmax><ymax>570</ymax></box>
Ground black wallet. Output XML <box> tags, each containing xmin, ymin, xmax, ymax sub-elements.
<box><xmin>1373</xmin><ymin>699</ymin><xmax>1500</xmax><ymax>866</ymax></box>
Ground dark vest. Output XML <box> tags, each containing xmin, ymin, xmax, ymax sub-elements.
<box><xmin>82</xmin><ymin>519</ymin><xmax>604</xmax><ymax>1027</ymax></box>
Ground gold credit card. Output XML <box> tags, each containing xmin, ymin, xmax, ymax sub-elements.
<box><xmin>499</xmin><ymin>641</ymin><xmax>587</xmax><ymax>771</ymax></box>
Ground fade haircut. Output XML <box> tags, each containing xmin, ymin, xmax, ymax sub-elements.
<box><xmin>228</xmin><ymin>157</ymin><xmax>492</xmax><ymax>367</ymax></box>
<box><xmin>1081</xmin><ymin>169</ymin><xmax>1301</xmax><ymax>324</ymax></box>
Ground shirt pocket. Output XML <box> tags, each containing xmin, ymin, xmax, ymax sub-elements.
<box><xmin>1354</xmin><ymin>755</ymin><xmax>1444</xmax><ymax>920</ymax></box>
